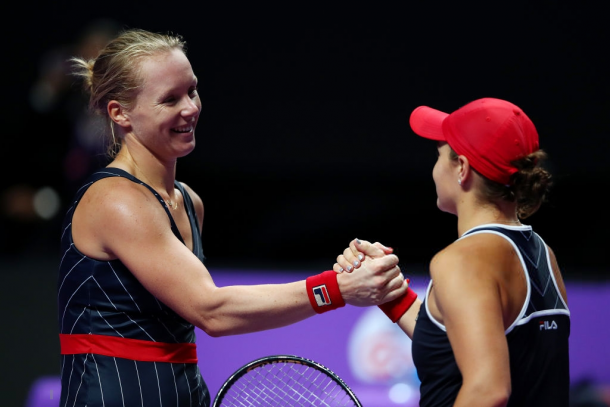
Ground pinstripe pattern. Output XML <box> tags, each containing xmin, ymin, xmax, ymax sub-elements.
<box><xmin>58</xmin><ymin>168</ymin><xmax>210</xmax><ymax>406</ymax></box>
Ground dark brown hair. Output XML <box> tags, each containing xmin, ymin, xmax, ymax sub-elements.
<box><xmin>450</xmin><ymin>148</ymin><xmax>552</xmax><ymax>219</ymax></box>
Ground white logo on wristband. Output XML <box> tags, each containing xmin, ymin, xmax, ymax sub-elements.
<box><xmin>313</xmin><ymin>284</ymin><xmax>331</xmax><ymax>306</ymax></box>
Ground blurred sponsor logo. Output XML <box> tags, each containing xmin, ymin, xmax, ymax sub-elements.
<box><xmin>348</xmin><ymin>307</ymin><xmax>418</xmax><ymax>384</ymax></box>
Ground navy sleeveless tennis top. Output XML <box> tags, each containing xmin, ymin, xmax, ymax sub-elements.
<box><xmin>411</xmin><ymin>224</ymin><xmax>570</xmax><ymax>407</ymax></box>
<box><xmin>57</xmin><ymin>168</ymin><xmax>210</xmax><ymax>407</ymax></box>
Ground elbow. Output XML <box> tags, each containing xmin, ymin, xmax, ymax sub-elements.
<box><xmin>195</xmin><ymin>315</ymin><xmax>230</xmax><ymax>338</ymax></box>
<box><xmin>491</xmin><ymin>378</ymin><xmax>511</xmax><ymax>407</ymax></box>
<box><xmin>189</xmin><ymin>289</ymin><xmax>234</xmax><ymax>337</ymax></box>
<box><xmin>201</xmin><ymin>327</ymin><xmax>224</xmax><ymax>338</ymax></box>
<box><xmin>489</xmin><ymin>389</ymin><xmax>510</xmax><ymax>407</ymax></box>
<box><xmin>461</xmin><ymin>378</ymin><xmax>510</xmax><ymax>407</ymax></box>
<box><xmin>193</xmin><ymin>302</ymin><xmax>240</xmax><ymax>337</ymax></box>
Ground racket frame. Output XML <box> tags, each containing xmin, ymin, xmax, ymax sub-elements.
<box><xmin>212</xmin><ymin>354</ymin><xmax>363</xmax><ymax>407</ymax></box>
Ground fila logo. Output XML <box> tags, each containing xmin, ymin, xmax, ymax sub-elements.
<box><xmin>539</xmin><ymin>320</ymin><xmax>558</xmax><ymax>330</ymax></box>
<box><xmin>313</xmin><ymin>284</ymin><xmax>331</xmax><ymax>307</ymax></box>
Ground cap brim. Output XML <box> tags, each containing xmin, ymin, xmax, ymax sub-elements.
<box><xmin>409</xmin><ymin>106</ymin><xmax>449</xmax><ymax>141</ymax></box>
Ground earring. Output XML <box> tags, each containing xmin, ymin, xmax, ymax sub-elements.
<box><xmin>458</xmin><ymin>178</ymin><xmax>462</xmax><ymax>185</ymax></box>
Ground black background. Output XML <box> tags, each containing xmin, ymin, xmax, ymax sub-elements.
<box><xmin>1</xmin><ymin>2</ymin><xmax>609</xmax><ymax>405</ymax></box>
<box><xmin>4</xmin><ymin>2</ymin><xmax>608</xmax><ymax>275</ymax></box>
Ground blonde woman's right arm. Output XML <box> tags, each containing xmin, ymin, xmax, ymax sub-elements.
<box><xmin>72</xmin><ymin>178</ymin><xmax>408</xmax><ymax>337</ymax></box>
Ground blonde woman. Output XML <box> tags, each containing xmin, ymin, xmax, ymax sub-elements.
<box><xmin>58</xmin><ymin>28</ymin><xmax>407</xmax><ymax>406</ymax></box>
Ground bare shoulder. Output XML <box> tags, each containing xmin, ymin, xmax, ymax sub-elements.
<box><xmin>80</xmin><ymin>176</ymin><xmax>162</xmax><ymax>218</ymax></box>
<box><xmin>429</xmin><ymin>233</ymin><xmax>516</xmax><ymax>326</ymax></box>
<box><xmin>430</xmin><ymin>233</ymin><xmax>515</xmax><ymax>282</ymax></box>
<box><xmin>73</xmin><ymin>176</ymin><xmax>171</xmax><ymax>258</ymax></box>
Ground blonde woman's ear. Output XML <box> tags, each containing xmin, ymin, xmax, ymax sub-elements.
<box><xmin>107</xmin><ymin>100</ymin><xmax>129</xmax><ymax>126</ymax></box>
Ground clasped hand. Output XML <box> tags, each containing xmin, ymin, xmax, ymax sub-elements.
<box><xmin>333</xmin><ymin>238</ymin><xmax>407</xmax><ymax>307</ymax></box>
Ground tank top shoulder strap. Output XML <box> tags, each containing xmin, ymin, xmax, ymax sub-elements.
<box><xmin>174</xmin><ymin>181</ymin><xmax>205</xmax><ymax>262</ymax></box>
<box><xmin>461</xmin><ymin>224</ymin><xmax>568</xmax><ymax>318</ymax></box>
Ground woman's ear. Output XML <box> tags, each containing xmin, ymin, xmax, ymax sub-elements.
<box><xmin>457</xmin><ymin>155</ymin><xmax>472</xmax><ymax>185</ymax></box>
<box><xmin>107</xmin><ymin>100</ymin><xmax>130</xmax><ymax>129</ymax></box>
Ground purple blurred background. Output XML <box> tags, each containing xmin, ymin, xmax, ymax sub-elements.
<box><xmin>197</xmin><ymin>272</ymin><xmax>610</xmax><ymax>406</ymax></box>
<box><xmin>22</xmin><ymin>270</ymin><xmax>610</xmax><ymax>406</ymax></box>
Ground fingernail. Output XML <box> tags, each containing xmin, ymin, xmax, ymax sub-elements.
<box><xmin>347</xmin><ymin>265</ymin><xmax>353</xmax><ymax>272</ymax></box>
<box><xmin>388</xmin><ymin>247</ymin><xmax>393</xmax><ymax>251</ymax></box>
<box><xmin>356</xmin><ymin>238</ymin><xmax>361</xmax><ymax>245</ymax></box>
<box><xmin>339</xmin><ymin>267</ymin><xmax>344</xmax><ymax>273</ymax></box>
<box><xmin>358</xmin><ymin>254</ymin><xmax>364</xmax><ymax>261</ymax></box>
<box><xmin>353</xmin><ymin>260</ymin><xmax>359</xmax><ymax>267</ymax></box>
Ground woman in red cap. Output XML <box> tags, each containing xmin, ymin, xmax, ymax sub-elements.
<box><xmin>337</xmin><ymin>98</ymin><xmax>570</xmax><ymax>406</ymax></box>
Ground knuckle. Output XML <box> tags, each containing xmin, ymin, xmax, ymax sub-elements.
<box><xmin>374</xmin><ymin>275</ymin><xmax>386</xmax><ymax>288</ymax></box>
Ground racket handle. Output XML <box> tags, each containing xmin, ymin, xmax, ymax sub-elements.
<box><xmin>306</xmin><ymin>270</ymin><xmax>346</xmax><ymax>313</ymax></box>
<box><xmin>378</xmin><ymin>286</ymin><xmax>418</xmax><ymax>323</ymax></box>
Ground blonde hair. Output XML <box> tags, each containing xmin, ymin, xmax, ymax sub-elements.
<box><xmin>70</xmin><ymin>28</ymin><xmax>186</xmax><ymax>156</ymax></box>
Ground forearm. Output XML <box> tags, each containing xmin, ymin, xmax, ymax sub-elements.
<box><xmin>195</xmin><ymin>281</ymin><xmax>315</xmax><ymax>337</ymax></box>
<box><xmin>396</xmin><ymin>298</ymin><xmax>421</xmax><ymax>339</ymax></box>
<box><xmin>141</xmin><ymin>240</ymin><xmax>404</xmax><ymax>337</ymax></box>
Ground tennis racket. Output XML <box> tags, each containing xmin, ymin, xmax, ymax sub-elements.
<box><xmin>212</xmin><ymin>354</ymin><xmax>362</xmax><ymax>406</ymax></box>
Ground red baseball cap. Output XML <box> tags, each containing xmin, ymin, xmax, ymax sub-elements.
<box><xmin>409</xmin><ymin>98</ymin><xmax>539</xmax><ymax>185</ymax></box>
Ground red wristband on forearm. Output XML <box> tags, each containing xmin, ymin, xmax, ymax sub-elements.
<box><xmin>306</xmin><ymin>270</ymin><xmax>346</xmax><ymax>313</ymax></box>
<box><xmin>378</xmin><ymin>287</ymin><xmax>418</xmax><ymax>323</ymax></box>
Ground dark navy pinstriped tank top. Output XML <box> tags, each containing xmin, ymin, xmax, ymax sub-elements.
<box><xmin>58</xmin><ymin>167</ymin><xmax>210</xmax><ymax>407</ymax></box>
<box><xmin>411</xmin><ymin>224</ymin><xmax>570</xmax><ymax>407</ymax></box>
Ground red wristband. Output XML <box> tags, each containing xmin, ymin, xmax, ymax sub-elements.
<box><xmin>378</xmin><ymin>287</ymin><xmax>418</xmax><ymax>323</ymax></box>
<box><xmin>306</xmin><ymin>270</ymin><xmax>346</xmax><ymax>313</ymax></box>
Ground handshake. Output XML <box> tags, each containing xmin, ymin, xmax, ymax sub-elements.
<box><xmin>306</xmin><ymin>238</ymin><xmax>417</xmax><ymax>323</ymax></box>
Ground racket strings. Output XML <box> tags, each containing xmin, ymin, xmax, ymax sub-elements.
<box><xmin>220</xmin><ymin>362</ymin><xmax>358</xmax><ymax>406</ymax></box>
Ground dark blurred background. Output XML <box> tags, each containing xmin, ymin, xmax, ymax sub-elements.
<box><xmin>1</xmin><ymin>2</ymin><xmax>609</xmax><ymax>406</ymax></box>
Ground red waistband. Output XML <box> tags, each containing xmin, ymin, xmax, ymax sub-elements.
<box><xmin>60</xmin><ymin>334</ymin><xmax>198</xmax><ymax>364</ymax></box>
